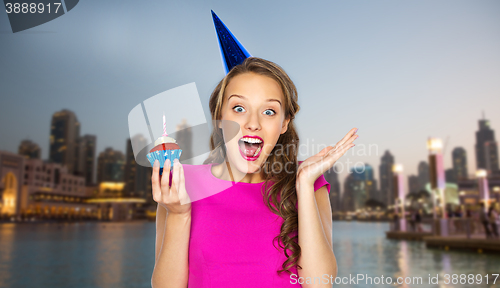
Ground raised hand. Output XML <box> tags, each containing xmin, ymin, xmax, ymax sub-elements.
<box><xmin>151</xmin><ymin>158</ymin><xmax>192</xmax><ymax>215</ymax></box>
<box><xmin>297</xmin><ymin>128</ymin><xmax>358</xmax><ymax>187</ymax></box>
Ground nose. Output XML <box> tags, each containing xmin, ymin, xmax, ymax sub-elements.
<box><xmin>244</xmin><ymin>112</ymin><xmax>261</xmax><ymax>132</ymax></box>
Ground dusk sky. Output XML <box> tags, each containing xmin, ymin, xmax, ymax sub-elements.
<box><xmin>1</xmin><ymin>0</ymin><xmax>499</xmax><ymax>186</ymax></box>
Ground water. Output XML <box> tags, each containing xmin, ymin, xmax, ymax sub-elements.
<box><xmin>0</xmin><ymin>222</ymin><xmax>155</xmax><ymax>288</ymax></box>
<box><xmin>332</xmin><ymin>222</ymin><xmax>500</xmax><ymax>287</ymax></box>
<box><xmin>1</xmin><ymin>221</ymin><xmax>499</xmax><ymax>288</ymax></box>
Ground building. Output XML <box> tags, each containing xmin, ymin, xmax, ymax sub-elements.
<box><xmin>457</xmin><ymin>179</ymin><xmax>483</xmax><ymax>207</ymax></box>
<box><xmin>324</xmin><ymin>166</ymin><xmax>341</xmax><ymax>213</ymax></box>
<box><xmin>75</xmin><ymin>134</ymin><xmax>97</xmax><ymax>185</ymax></box>
<box><xmin>125</xmin><ymin>136</ymin><xmax>155</xmax><ymax>219</ymax></box>
<box><xmin>344</xmin><ymin>164</ymin><xmax>377</xmax><ymax>212</ymax></box>
<box><xmin>97</xmin><ymin>148</ymin><xmax>125</xmax><ymax>183</ymax></box>
<box><xmin>475</xmin><ymin>117</ymin><xmax>499</xmax><ymax>176</ymax></box>
<box><xmin>484</xmin><ymin>141</ymin><xmax>499</xmax><ymax>177</ymax></box>
<box><xmin>342</xmin><ymin>174</ymin><xmax>355</xmax><ymax>212</ymax></box>
<box><xmin>417</xmin><ymin>161</ymin><xmax>430</xmax><ymax>191</ymax></box>
<box><xmin>408</xmin><ymin>175</ymin><xmax>419</xmax><ymax>194</ymax></box>
<box><xmin>124</xmin><ymin>136</ymin><xmax>150</xmax><ymax>197</ymax></box>
<box><xmin>452</xmin><ymin>147</ymin><xmax>468</xmax><ymax>181</ymax></box>
<box><xmin>379</xmin><ymin>150</ymin><xmax>394</xmax><ymax>206</ymax></box>
<box><xmin>18</xmin><ymin>140</ymin><xmax>41</xmax><ymax>159</ymax></box>
<box><xmin>1</xmin><ymin>150</ymin><xmax>99</xmax><ymax>220</ymax></box>
<box><xmin>85</xmin><ymin>181</ymin><xmax>146</xmax><ymax>221</ymax></box>
<box><xmin>49</xmin><ymin>109</ymin><xmax>80</xmax><ymax>174</ymax></box>
<box><xmin>0</xmin><ymin>151</ymin><xmax>25</xmax><ymax>217</ymax></box>
<box><xmin>445</xmin><ymin>168</ymin><xmax>457</xmax><ymax>184</ymax></box>
<box><xmin>1</xmin><ymin>148</ymin><xmax>147</xmax><ymax>222</ymax></box>
<box><xmin>22</xmin><ymin>158</ymin><xmax>96</xmax><ymax>219</ymax></box>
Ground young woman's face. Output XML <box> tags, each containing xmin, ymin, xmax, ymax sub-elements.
<box><xmin>220</xmin><ymin>72</ymin><xmax>290</xmax><ymax>175</ymax></box>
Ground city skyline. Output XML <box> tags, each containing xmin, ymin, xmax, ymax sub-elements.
<box><xmin>2</xmin><ymin>106</ymin><xmax>499</xmax><ymax>218</ymax></box>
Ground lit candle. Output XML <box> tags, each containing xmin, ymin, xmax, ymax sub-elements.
<box><xmin>162</xmin><ymin>112</ymin><xmax>168</xmax><ymax>137</ymax></box>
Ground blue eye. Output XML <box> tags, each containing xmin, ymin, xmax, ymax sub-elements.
<box><xmin>264</xmin><ymin>109</ymin><xmax>276</xmax><ymax>116</ymax></box>
<box><xmin>233</xmin><ymin>105</ymin><xmax>246</xmax><ymax>113</ymax></box>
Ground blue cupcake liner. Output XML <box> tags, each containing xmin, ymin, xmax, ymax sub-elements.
<box><xmin>146</xmin><ymin>149</ymin><xmax>183</xmax><ymax>175</ymax></box>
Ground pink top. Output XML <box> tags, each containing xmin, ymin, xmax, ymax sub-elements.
<box><xmin>182</xmin><ymin>162</ymin><xmax>331</xmax><ymax>288</ymax></box>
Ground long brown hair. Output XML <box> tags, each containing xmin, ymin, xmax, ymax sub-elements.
<box><xmin>203</xmin><ymin>57</ymin><xmax>302</xmax><ymax>275</ymax></box>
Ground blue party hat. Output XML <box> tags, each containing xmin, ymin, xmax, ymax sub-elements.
<box><xmin>211</xmin><ymin>10</ymin><xmax>251</xmax><ymax>74</ymax></box>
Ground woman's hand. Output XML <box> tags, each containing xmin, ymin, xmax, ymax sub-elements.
<box><xmin>151</xmin><ymin>158</ymin><xmax>192</xmax><ymax>215</ymax></box>
<box><xmin>297</xmin><ymin>127</ymin><xmax>358</xmax><ymax>187</ymax></box>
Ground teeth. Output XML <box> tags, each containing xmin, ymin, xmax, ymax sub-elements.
<box><xmin>253</xmin><ymin>145</ymin><xmax>262</xmax><ymax>157</ymax></box>
<box><xmin>241</xmin><ymin>137</ymin><xmax>263</xmax><ymax>144</ymax></box>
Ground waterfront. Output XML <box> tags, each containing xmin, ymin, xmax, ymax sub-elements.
<box><xmin>332</xmin><ymin>222</ymin><xmax>500</xmax><ymax>288</ymax></box>
<box><xmin>0</xmin><ymin>221</ymin><xmax>499</xmax><ymax>288</ymax></box>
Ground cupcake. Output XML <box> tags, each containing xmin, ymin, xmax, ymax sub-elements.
<box><xmin>146</xmin><ymin>114</ymin><xmax>183</xmax><ymax>175</ymax></box>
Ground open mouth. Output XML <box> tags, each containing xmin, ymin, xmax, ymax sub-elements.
<box><xmin>238</xmin><ymin>135</ymin><xmax>264</xmax><ymax>160</ymax></box>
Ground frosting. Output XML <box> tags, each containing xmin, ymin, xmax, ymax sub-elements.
<box><xmin>154</xmin><ymin>136</ymin><xmax>177</xmax><ymax>146</ymax></box>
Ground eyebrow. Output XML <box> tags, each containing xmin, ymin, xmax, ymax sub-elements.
<box><xmin>228</xmin><ymin>94</ymin><xmax>282</xmax><ymax>107</ymax></box>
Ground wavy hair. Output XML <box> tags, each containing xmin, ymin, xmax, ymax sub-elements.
<box><xmin>203</xmin><ymin>57</ymin><xmax>302</xmax><ymax>275</ymax></box>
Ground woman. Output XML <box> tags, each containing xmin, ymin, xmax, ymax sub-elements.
<box><xmin>151</xmin><ymin>57</ymin><xmax>358</xmax><ymax>287</ymax></box>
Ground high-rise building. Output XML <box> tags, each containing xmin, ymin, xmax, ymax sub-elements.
<box><xmin>484</xmin><ymin>141</ymin><xmax>499</xmax><ymax>177</ymax></box>
<box><xmin>324</xmin><ymin>166</ymin><xmax>341</xmax><ymax>212</ymax></box>
<box><xmin>408</xmin><ymin>175</ymin><xmax>419</xmax><ymax>194</ymax></box>
<box><xmin>452</xmin><ymin>147</ymin><xmax>468</xmax><ymax>181</ymax></box>
<box><xmin>97</xmin><ymin>148</ymin><xmax>125</xmax><ymax>183</ymax></box>
<box><xmin>18</xmin><ymin>140</ymin><xmax>41</xmax><ymax>159</ymax></box>
<box><xmin>445</xmin><ymin>168</ymin><xmax>457</xmax><ymax>184</ymax></box>
<box><xmin>49</xmin><ymin>109</ymin><xmax>80</xmax><ymax>174</ymax></box>
<box><xmin>75</xmin><ymin>135</ymin><xmax>96</xmax><ymax>185</ymax></box>
<box><xmin>344</xmin><ymin>164</ymin><xmax>377</xmax><ymax>211</ymax></box>
<box><xmin>124</xmin><ymin>136</ymin><xmax>153</xmax><ymax>219</ymax></box>
<box><xmin>379</xmin><ymin>150</ymin><xmax>394</xmax><ymax>206</ymax></box>
<box><xmin>75</xmin><ymin>138</ymin><xmax>84</xmax><ymax>177</ymax></box>
<box><xmin>342</xmin><ymin>174</ymin><xmax>355</xmax><ymax>212</ymax></box>
<box><xmin>176</xmin><ymin>119</ymin><xmax>193</xmax><ymax>164</ymax></box>
<box><xmin>475</xmin><ymin>117</ymin><xmax>499</xmax><ymax>176</ymax></box>
<box><xmin>124</xmin><ymin>136</ymin><xmax>150</xmax><ymax>198</ymax></box>
<box><xmin>417</xmin><ymin>161</ymin><xmax>430</xmax><ymax>191</ymax></box>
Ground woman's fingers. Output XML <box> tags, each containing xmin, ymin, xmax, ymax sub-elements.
<box><xmin>330</xmin><ymin>128</ymin><xmax>358</xmax><ymax>157</ymax></box>
<box><xmin>150</xmin><ymin>157</ymin><xmax>191</xmax><ymax>215</ymax></box>
<box><xmin>172</xmin><ymin>159</ymin><xmax>181</xmax><ymax>196</ymax></box>
<box><xmin>296</xmin><ymin>129</ymin><xmax>358</xmax><ymax>179</ymax></box>
<box><xmin>178</xmin><ymin>163</ymin><xmax>191</xmax><ymax>205</ymax></box>
<box><xmin>312</xmin><ymin>142</ymin><xmax>355</xmax><ymax>172</ymax></box>
<box><xmin>317</xmin><ymin>146</ymin><xmax>336</xmax><ymax>157</ymax></box>
<box><xmin>326</xmin><ymin>142</ymin><xmax>355</xmax><ymax>160</ymax></box>
<box><xmin>296</xmin><ymin>146</ymin><xmax>333</xmax><ymax>176</ymax></box>
<box><xmin>161</xmin><ymin>159</ymin><xmax>171</xmax><ymax>193</ymax></box>
<box><xmin>335</xmin><ymin>127</ymin><xmax>358</xmax><ymax>148</ymax></box>
<box><xmin>151</xmin><ymin>160</ymin><xmax>161</xmax><ymax>202</ymax></box>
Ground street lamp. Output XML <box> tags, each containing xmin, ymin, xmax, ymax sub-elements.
<box><xmin>476</xmin><ymin>169</ymin><xmax>489</xmax><ymax>211</ymax></box>
<box><xmin>393</xmin><ymin>163</ymin><xmax>406</xmax><ymax>231</ymax></box>
<box><xmin>427</xmin><ymin>137</ymin><xmax>446</xmax><ymax>219</ymax></box>
<box><xmin>427</xmin><ymin>137</ymin><xmax>449</xmax><ymax>236</ymax></box>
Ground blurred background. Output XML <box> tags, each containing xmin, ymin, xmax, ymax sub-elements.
<box><xmin>1</xmin><ymin>0</ymin><xmax>500</xmax><ymax>287</ymax></box>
